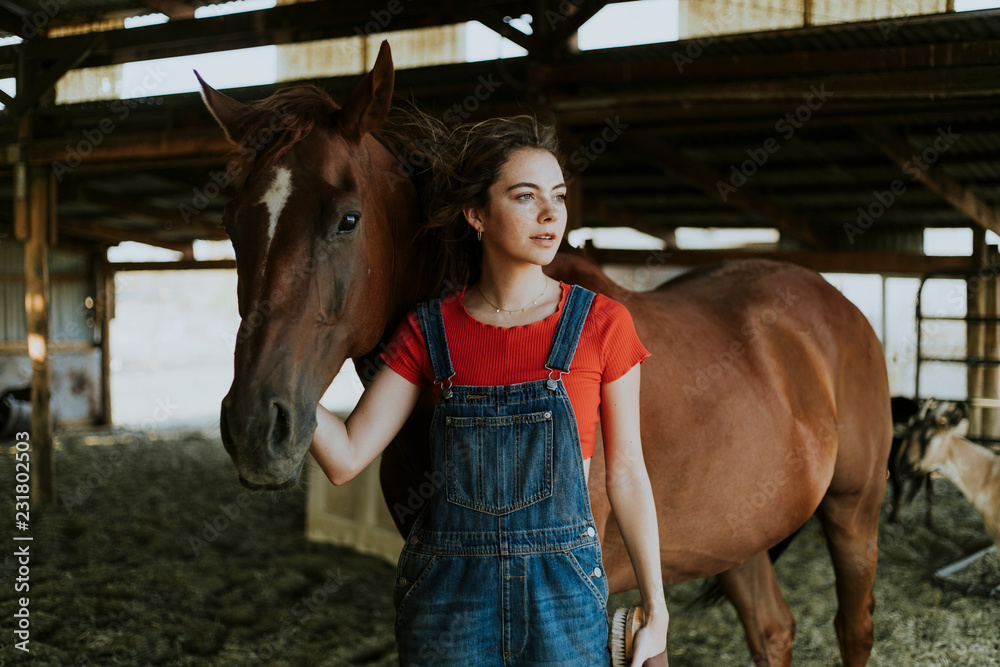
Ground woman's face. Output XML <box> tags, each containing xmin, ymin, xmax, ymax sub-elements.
<box><xmin>466</xmin><ymin>147</ymin><xmax>567</xmax><ymax>268</ymax></box>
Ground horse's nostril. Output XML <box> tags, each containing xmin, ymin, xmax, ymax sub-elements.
<box><xmin>270</xmin><ymin>400</ymin><xmax>291</xmax><ymax>454</ymax></box>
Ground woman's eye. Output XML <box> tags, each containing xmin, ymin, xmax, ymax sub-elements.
<box><xmin>554</xmin><ymin>193</ymin><xmax>566</xmax><ymax>202</ymax></box>
<box><xmin>516</xmin><ymin>193</ymin><xmax>533</xmax><ymax>200</ymax></box>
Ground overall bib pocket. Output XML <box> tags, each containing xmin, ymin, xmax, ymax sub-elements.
<box><xmin>443</xmin><ymin>410</ymin><xmax>554</xmax><ymax>515</ymax></box>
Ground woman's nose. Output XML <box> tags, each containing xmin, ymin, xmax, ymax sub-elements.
<box><xmin>539</xmin><ymin>200</ymin><xmax>558</xmax><ymax>221</ymax></box>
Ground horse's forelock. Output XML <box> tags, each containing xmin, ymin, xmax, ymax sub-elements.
<box><xmin>227</xmin><ymin>86</ymin><xmax>341</xmax><ymax>188</ymax></box>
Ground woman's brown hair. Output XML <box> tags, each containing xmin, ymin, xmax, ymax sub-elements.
<box><xmin>381</xmin><ymin>106</ymin><xmax>564</xmax><ymax>287</ymax></box>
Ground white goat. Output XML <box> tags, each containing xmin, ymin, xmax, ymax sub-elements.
<box><xmin>904</xmin><ymin>416</ymin><xmax>1000</xmax><ymax>548</ymax></box>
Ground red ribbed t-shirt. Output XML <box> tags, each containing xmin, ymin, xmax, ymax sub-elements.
<box><xmin>379</xmin><ymin>281</ymin><xmax>651</xmax><ymax>460</ymax></box>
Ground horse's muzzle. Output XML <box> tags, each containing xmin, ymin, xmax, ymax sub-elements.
<box><xmin>220</xmin><ymin>394</ymin><xmax>307</xmax><ymax>491</ymax></box>
<box><xmin>237</xmin><ymin>466</ymin><xmax>302</xmax><ymax>491</ymax></box>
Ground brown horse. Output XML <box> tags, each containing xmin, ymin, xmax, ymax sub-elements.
<box><xmin>200</xmin><ymin>41</ymin><xmax>892</xmax><ymax>666</ymax></box>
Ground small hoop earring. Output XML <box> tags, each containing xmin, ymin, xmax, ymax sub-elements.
<box><xmin>477</xmin><ymin>228</ymin><xmax>482</xmax><ymax>241</ymax></box>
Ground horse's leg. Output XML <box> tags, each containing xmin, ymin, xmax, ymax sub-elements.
<box><xmin>717</xmin><ymin>550</ymin><xmax>795</xmax><ymax>667</ymax></box>
<box><xmin>815</xmin><ymin>483</ymin><xmax>883</xmax><ymax>667</ymax></box>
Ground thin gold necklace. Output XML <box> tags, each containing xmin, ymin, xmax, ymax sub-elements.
<box><xmin>477</xmin><ymin>277</ymin><xmax>548</xmax><ymax>314</ymax></box>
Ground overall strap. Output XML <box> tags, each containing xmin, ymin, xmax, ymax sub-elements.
<box><xmin>416</xmin><ymin>298</ymin><xmax>456</xmax><ymax>396</ymax></box>
<box><xmin>545</xmin><ymin>285</ymin><xmax>596</xmax><ymax>378</ymax></box>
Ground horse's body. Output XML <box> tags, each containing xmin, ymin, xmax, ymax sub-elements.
<box><xmin>200</xmin><ymin>42</ymin><xmax>892</xmax><ymax>666</ymax></box>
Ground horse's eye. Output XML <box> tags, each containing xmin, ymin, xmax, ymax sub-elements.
<box><xmin>339</xmin><ymin>212</ymin><xmax>360</xmax><ymax>233</ymax></box>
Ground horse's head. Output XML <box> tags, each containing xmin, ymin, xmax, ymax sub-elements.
<box><xmin>199</xmin><ymin>41</ymin><xmax>420</xmax><ymax>489</ymax></box>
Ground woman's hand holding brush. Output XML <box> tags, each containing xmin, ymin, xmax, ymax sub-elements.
<box><xmin>629</xmin><ymin>603</ymin><xmax>668</xmax><ymax>666</ymax></box>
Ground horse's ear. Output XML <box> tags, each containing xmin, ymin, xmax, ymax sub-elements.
<box><xmin>336</xmin><ymin>40</ymin><xmax>394</xmax><ymax>141</ymax></box>
<box><xmin>196</xmin><ymin>70</ymin><xmax>251</xmax><ymax>144</ymax></box>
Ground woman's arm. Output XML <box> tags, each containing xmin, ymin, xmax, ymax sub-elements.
<box><xmin>310</xmin><ymin>363</ymin><xmax>423</xmax><ymax>486</ymax></box>
<box><xmin>601</xmin><ymin>362</ymin><xmax>669</xmax><ymax>665</ymax></box>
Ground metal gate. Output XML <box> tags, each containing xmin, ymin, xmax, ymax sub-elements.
<box><xmin>915</xmin><ymin>266</ymin><xmax>1000</xmax><ymax>446</ymax></box>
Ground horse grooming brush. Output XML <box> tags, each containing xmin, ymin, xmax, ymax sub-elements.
<box><xmin>610</xmin><ymin>605</ymin><xmax>645</xmax><ymax>667</ymax></box>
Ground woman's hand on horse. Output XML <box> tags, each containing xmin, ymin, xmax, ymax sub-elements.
<box><xmin>311</xmin><ymin>365</ymin><xmax>423</xmax><ymax>485</ymax></box>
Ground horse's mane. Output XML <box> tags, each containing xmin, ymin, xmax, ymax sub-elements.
<box><xmin>226</xmin><ymin>84</ymin><xmax>468</xmax><ymax>293</ymax></box>
<box><xmin>228</xmin><ymin>85</ymin><xmax>340</xmax><ymax>186</ymax></box>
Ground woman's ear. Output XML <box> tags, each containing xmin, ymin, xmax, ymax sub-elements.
<box><xmin>462</xmin><ymin>205</ymin><xmax>483</xmax><ymax>233</ymax></box>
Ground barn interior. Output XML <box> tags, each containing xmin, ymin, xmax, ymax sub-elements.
<box><xmin>1</xmin><ymin>1</ymin><xmax>999</xmax><ymax>664</ymax></box>
<box><xmin>0</xmin><ymin>0</ymin><xmax>998</xmax><ymax>536</ymax></box>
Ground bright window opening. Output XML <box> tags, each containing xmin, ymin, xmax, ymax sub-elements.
<box><xmin>465</xmin><ymin>19</ymin><xmax>530</xmax><ymax>61</ymax></box>
<box><xmin>955</xmin><ymin>0</ymin><xmax>1000</xmax><ymax>10</ymax></box>
<box><xmin>578</xmin><ymin>0</ymin><xmax>679</xmax><ymax>50</ymax></box>
<box><xmin>924</xmin><ymin>228</ymin><xmax>972</xmax><ymax>256</ymax></box>
<box><xmin>674</xmin><ymin>227</ymin><xmax>780</xmax><ymax>249</ymax></box>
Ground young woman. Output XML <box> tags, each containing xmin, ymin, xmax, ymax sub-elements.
<box><xmin>310</xmin><ymin>115</ymin><xmax>668</xmax><ymax>666</ymax></box>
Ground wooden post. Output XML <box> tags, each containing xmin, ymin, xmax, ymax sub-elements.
<box><xmin>557</xmin><ymin>125</ymin><xmax>583</xmax><ymax>236</ymax></box>
<box><xmin>95</xmin><ymin>252</ymin><xmax>114</xmax><ymax>425</ymax></box>
<box><xmin>984</xmin><ymin>245</ymin><xmax>1000</xmax><ymax>439</ymax></box>
<box><xmin>25</xmin><ymin>166</ymin><xmax>55</xmax><ymax>504</ymax></box>
<box><xmin>967</xmin><ymin>228</ymin><xmax>987</xmax><ymax>437</ymax></box>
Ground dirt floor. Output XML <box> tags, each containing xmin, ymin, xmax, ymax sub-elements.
<box><xmin>1</xmin><ymin>428</ymin><xmax>997</xmax><ymax>666</ymax></box>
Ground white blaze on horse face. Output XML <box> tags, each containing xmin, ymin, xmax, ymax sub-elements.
<box><xmin>257</xmin><ymin>166</ymin><xmax>293</xmax><ymax>276</ymax></box>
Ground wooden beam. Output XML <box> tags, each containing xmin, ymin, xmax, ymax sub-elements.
<box><xmin>8</xmin><ymin>36</ymin><xmax>101</xmax><ymax>117</ymax></box>
<box><xmin>0</xmin><ymin>0</ymin><xmax>506</xmax><ymax>70</ymax></box>
<box><xmin>109</xmin><ymin>258</ymin><xmax>236</xmax><ymax>271</ymax></box>
<box><xmin>140</xmin><ymin>0</ymin><xmax>197</xmax><ymax>20</ymax></box>
<box><xmin>620</xmin><ymin>133</ymin><xmax>833</xmax><ymax>250</ymax></box>
<box><xmin>470</xmin><ymin>6</ymin><xmax>536</xmax><ymax>53</ymax></box>
<box><xmin>529</xmin><ymin>39</ymin><xmax>1000</xmax><ymax>86</ymax></box>
<box><xmin>0</xmin><ymin>0</ymin><xmax>34</xmax><ymax>39</ymax></box>
<box><xmin>25</xmin><ymin>166</ymin><xmax>55</xmax><ymax>504</ymax></box>
<box><xmin>541</xmin><ymin>0</ymin><xmax>607</xmax><ymax>58</ymax></box>
<box><xmin>60</xmin><ymin>217</ymin><xmax>194</xmax><ymax>253</ymax></box>
<box><xmin>19</xmin><ymin>128</ymin><xmax>231</xmax><ymax>167</ymax></box>
<box><xmin>584</xmin><ymin>247</ymin><xmax>974</xmax><ymax>276</ymax></box>
<box><xmin>858</xmin><ymin>124</ymin><xmax>1000</xmax><ymax>237</ymax></box>
<box><xmin>75</xmin><ymin>187</ymin><xmax>227</xmax><ymax>239</ymax></box>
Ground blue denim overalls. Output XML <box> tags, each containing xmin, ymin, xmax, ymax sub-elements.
<box><xmin>393</xmin><ymin>284</ymin><xmax>612</xmax><ymax>666</ymax></box>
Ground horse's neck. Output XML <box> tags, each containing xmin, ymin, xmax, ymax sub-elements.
<box><xmin>547</xmin><ymin>249</ymin><xmax>636</xmax><ymax>299</ymax></box>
